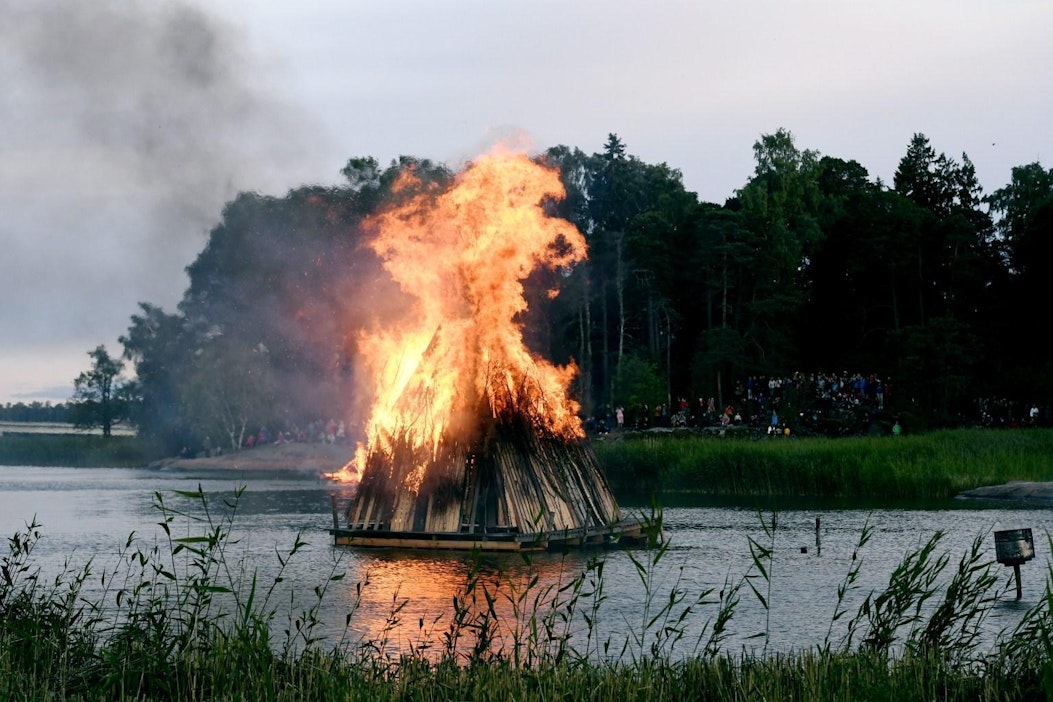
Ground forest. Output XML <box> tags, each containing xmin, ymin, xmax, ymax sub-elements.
<box><xmin>65</xmin><ymin>129</ymin><xmax>1053</xmax><ymax>453</ymax></box>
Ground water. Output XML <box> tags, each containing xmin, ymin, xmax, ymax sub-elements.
<box><xmin>0</xmin><ymin>464</ymin><xmax>1049</xmax><ymax>659</ymax></box>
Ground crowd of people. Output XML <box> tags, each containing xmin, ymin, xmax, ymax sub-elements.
<box><xmin>976</xmin><ymin>397</ymin><xmax>1053</xmax><ymax>428</ymax></box>
<box><xmin>180</xmin><ymin>417</ymin><xmax>352</xmax><ymax>459</ymax></box>
<box><xmin>587</xmin><ymin>371</ymin><xmax>898</xmax><ymax>437</ymax></box>
<box><xmin>178</xmin><ymin>372</ymin><xmax>1050</xmax><ymax>457</ymax></box>
<box><xmin>586</xmin><ymin>370</ymin><xmax>1052</xmax><ymax>438</ymax></box>
<box><xmin>239</xmin><ymin>418</ymin><xmax>350</xmax><ymax>448</ymax></box>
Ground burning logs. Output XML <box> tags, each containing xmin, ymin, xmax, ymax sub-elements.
<box><xmin>328</xmin><ymin>150</ymin><xmax>638</xmax><ymax>550</ymax></box>
<box><xmin>345</xmin><ymin>411</ymin><xmax>621</xmax><ymax>539</ymax></box>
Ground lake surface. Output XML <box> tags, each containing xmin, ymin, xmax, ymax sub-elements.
<box><xmin>1</xmin><ymin>464</ymin><xmax>1049</xmax><ymax>660</ymax></box>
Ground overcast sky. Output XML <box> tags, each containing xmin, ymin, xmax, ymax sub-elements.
<box><xmin>2</xmin><ymin>0</ymin><xmax>1051</xmax><ymax>405</ymax></box>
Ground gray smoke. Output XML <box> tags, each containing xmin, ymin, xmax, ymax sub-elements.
<box><xmin>0</xmin><ymin>0</ymin><xmax>334</xmax><ymax>355</ymax></box>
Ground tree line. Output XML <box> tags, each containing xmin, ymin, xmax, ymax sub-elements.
<box><xmin>70</xmin><ymin>130</ymin><xmax>1053</xmax><ymax>450</ymax></box>
<box><xmin>0</xmin><ymin>402</ymin><xmax>74</xmax><ymax>424</ymax></box>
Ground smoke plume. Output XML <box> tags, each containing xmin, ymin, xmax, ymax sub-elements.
<box><xmin>0</xmin><ymin>0</ymin><xmax>333</xmax><ymax>377</ymax></box>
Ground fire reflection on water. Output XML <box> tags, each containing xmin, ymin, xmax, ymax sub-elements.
<box><xmin>332</xmin><ymin>549</ymin><xmax>602</xmax><ymax>660</ymax></box>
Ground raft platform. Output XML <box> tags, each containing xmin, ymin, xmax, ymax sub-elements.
<box><xmin>329</xmin><ymin>517</ymin><xmax>646</xmax><ymax>552</ymax></box>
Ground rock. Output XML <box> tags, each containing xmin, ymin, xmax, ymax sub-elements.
<box><xmin>957</xmin><ymin>481</ymin><xmax>1053</xmax><ymax>503</ymax></box>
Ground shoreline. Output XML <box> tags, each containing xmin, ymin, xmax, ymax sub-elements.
<box><xmin>151</xmin><ymin>442</ymin><xmax>1053</xmax><ymax>505</ymax></box>
<box><xmin>956</xmin><ymin>481</ymin><xmax>1053</xmax><ymax>503</ymax></box>
<box><xmin>149</xmin><ymin>441</ymin><xmax>354</xmax><ymax>474</ymax></box>
<box><xmin>4</xmin><ymin>431</ymin><xmax>1048</xmax><ymax>503</ymax></box>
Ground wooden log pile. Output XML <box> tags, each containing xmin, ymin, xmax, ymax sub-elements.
<box><xmin>346</xmin><ymin>403</ymin><xmax>622</xmax><ymax>536</ymax></box>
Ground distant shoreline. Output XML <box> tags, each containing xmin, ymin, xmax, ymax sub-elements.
<box><xmin>4</xmin><ymin>428</ymin><xmax>1052</xmax><ymax>505</ymax></box>
<box><xmin>0</xmin><ymin>421</ymin><xmax>135</xmax><ymax>437</ymax></box>
<box><xmin>156</xmin><ymin>437</ymin><xmax>1053</xmax><ymax>504</ymax></box>
<box><xmin>149</xmin><ymin>441</ymin><xmax>354</xmax><ymax>474</ymax></box>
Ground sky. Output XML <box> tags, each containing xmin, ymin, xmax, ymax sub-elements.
<box><xmin>1</xmin><ymin>0</ymin><xmax>1051</xmax><ymax>405</ymax></box>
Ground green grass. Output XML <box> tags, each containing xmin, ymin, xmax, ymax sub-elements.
<box><xmin>0</xmin><ymin>434</ymin><xmax>165</xmax><ymax>467</ymax></box>
<box><xmin>2</xmin><ymin>488</ymin><xmax>1053</xmax><ymax>700</ymax></box>
<box><xmin>595</xmin><ymin>428</ymin><xmax>1053</xmax><ymax>500</ymax></box>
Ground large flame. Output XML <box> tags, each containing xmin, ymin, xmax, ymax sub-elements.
<box><xmin>326</xmin><ymin>148</ymin><xmax>586</xmax><ymax>486</ymax></box>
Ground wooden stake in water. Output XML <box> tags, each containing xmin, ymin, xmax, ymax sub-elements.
<box><xmin>815</xmin><ymin>516</ymin><xmax>821</xmax><ymax>556</ymax></box>
<box><xmin>330</xmin><ymin>493</ymin><xmax>339</xmax><ymax>531</ymax></box>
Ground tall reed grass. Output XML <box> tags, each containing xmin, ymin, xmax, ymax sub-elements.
<box><xmin>0</xmin><ymin>434</ymin><xmax>165</xmax><ymax>468</ymax></box>
<box><xmin>1</xmin><ymin>487</ymin><xmax>1051</xmax><ymax>700</ymax></box>
<box><xmin>595</xmin><ymin>428</ymin><xmax>1053</xmax><ymax>499</ymax></box>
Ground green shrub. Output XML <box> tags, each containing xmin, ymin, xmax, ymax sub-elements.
<box><xmin>0</xmin><ymin>434</ymin><xmax>165</xmax><ymax>467</ymax></box>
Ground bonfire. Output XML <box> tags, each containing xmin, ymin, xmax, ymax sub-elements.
<box><xmin>327</xmin><ymin>148</ymin><xmax>629</xmax><ymax>546</ymax></box>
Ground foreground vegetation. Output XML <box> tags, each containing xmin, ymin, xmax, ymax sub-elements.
<box><xmin>2</xmin><ymin>488</ymin><xmax>1053</xmax><ymax>700</ymax></box>
<box><xmin>597</xmin><ymin>427</ymin><xmax>1053</xmax><ymax>500</ymax></box>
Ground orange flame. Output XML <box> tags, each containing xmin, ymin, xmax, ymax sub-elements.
<box><xmin>325</xmin><ymin>147</ymin><xmax>586</xmax><ymax>486</ymax></box>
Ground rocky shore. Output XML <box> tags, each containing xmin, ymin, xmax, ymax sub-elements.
<box><xmin>957</xmin><ymin>481</ymin><xmax>1053</xmax><ymax>503</ymax></box>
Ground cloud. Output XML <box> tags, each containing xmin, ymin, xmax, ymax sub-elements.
<box><xmin>11</xmin><ymin>386</ymin><xmax>73</xmax><ymax>402</ymax></box>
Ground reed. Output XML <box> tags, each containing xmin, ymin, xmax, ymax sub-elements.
<box><xmin>0</xmin><ymin>434</ymin><xmax>165</xmax><ymax>467</ymax></box>
<box><xmin>1</xmin><ymin>488</ymin><xmax>1052</xmax><ymax>700</ymax></box>
<box><xmin>595</xmin><ymin>428</ymin><xmax>1053</xmax><ymax>499</ymax></box>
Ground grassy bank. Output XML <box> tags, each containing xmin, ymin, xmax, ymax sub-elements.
<box><xmin>595</xmin><ymin>427</ymin><xmax>1053</xmax><ymax>500</ymax></box>
<box><xmin>0</xmin><ymin>433</ymin><xmax>165</xmax><ymax>467</ymax></box>
<box><xmin>2</xmin><ymin>488</ymin><xmax>1050</xmax><ymax>700</ymax></box>
<box><xmin>7</xmin><ymin>427</ymin><xmax>1050</xmax><ymax>499</ymax></box>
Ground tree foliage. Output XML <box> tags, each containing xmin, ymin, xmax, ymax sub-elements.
<box><xmin>72</xmin><ymin>133</ymin><xmax>1053</xmax><ymax>447</ymax></box>
<box><xmin>71</xmin><ymin>346</ymin><xmax>131</xmax><ymax>437</ymax></box>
